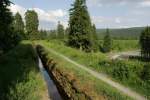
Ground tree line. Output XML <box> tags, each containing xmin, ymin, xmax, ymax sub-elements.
<box><xmin>1</xmin><ymin>0</ymin><xmax>150</xmax><ymax>60</ymax></box>
<box><xmin>0</xmin><ymin>0</ymin><xmax>21</xmax><ymax>54</ymax></box>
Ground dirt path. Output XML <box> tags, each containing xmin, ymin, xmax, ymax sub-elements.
<box><xmin>46</xmin><ymin>48</ymin><xmax>146</xmax><ymax>100</ymax></box>
<box><xmin>110</xmin><ymin>50</ymin><xmax>140</xmax><ymax>60</ymax></box>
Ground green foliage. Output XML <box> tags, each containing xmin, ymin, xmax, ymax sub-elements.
<box><xmin>92</xmin><ymin>24</ymin><xmax>99</xmax><ymax>52</ymax></box>
<box><xmin>140</xmin><ymin>26</ymin><xmax>150</xmax><ymax>59</ymax></box>
<box><xmin>98</xmin><ymin>40</ymin><xmax>139</xmax><ymax>52</ymax></box>
<box><xmin>40</xmin><ymin>42</ymin><xmax>133</xmax><ymax>100</ymax></box>
<box><xmin>40</xmin><ymin>40</ymin><xmax>150</xmax><ymax>98</ymax></box>
<box><xmin>38</xmin><ymin>30</ymin><xmax>47</xmax><ymax>40</ymax></box>
<box><xmin>97</xmin><ymin>27</ymin><xmax>145</xmax><ymax>40</ymax></box>
<box><xmin>102</xmin><ymin>29</ymin><xmax>112</xmax><ymax>53</ymax></box>
<box><xmin>57</xmin><ymin>21</ymin><xmax>65</xmax><ymax>39</ymax></box>
<box><xmin>25</xmin><ymin>10</ymin><xmax>39</xmax><ymax>40</ymax></box>
<box><xmin>111</xmin><ymin>61</ymin><xmax>131</xmax><ymax>80</ymax></box>
<box><xmin>99</xmin><ymin>60</ymin><xmax>150</xmax><ymax>97</ymax></box>
<box><xmin>65</xmin><ymin>27</ymin><xmax>69</xmax><ymax>39</ymax></box>
<box><xmin>13</xmin><ymin>12</ymin><xmax>25</xmax><ymax>39</ymax></box>
<box><xmin>111</xmin><ymin>40</ymin><xmax>139</xmax><ymax>51</ymax></box>
<box><xmin>0</xmin><ymin>42</ymin><xmax>47</xmax><ymax>100</ymax></box>
<box><xmin>0</xmin><ymin>0</ymin><xmax>21</xmax><ymax>54</ymax></box>
<box><xmin>47</xmin><ymin>30</ymin><xmax>57</xmax><ymax>39</ymax></box>
<box><xmin>68</xmin><ymin>0</ymin><xmax>94</xmax><ymax>52</ymax></box>
<box><xmin>141</xmin><ymin>64</ymin><xmax>150</xmax><ymax>82</ymax></box>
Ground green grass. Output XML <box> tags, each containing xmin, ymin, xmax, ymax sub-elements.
<box><xmin>40</xmin><ymin>45</ymin><xmax>133</xmax><ymax>100</ymax></box>
<box><xmin>38</xmin><ymin>40</ymin><xmax>149</xmax><ymax>99</ymax></box>
<box><xmin>112</xmin><ymin>40</ymin><xmax>139</xmax><ymax>52</ymax></box>
<box><xmin>0</xmin><ymin>41</ymin><xmax>48</xmax><ymax>100</ymax></box>
<box><xmin>98</xmin><ymin>40</ymin><xmax>139</xmax><ymax>52</ymax></box>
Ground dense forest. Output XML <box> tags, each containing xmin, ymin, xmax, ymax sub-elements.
<box><xmin>97</xmin><ymin>27</ymin><xmax>145</xmax><ymax>39</ymax></box>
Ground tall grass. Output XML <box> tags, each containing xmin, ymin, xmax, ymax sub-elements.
<box><xmin>0</xmin><ymin>42</ymin><xmax>48</xmax><ymax>100</ymax></box>
<box><xmin>41</xmin><ymin>45</ymin><xmax>133</xmax><ymax>100</ymax></box>
<box><xmin>39</xmin><ymin>40</ymin><xmax>149</xmax><ymax>99</ymax></box>
<box><xmin>98</xmin><ymin>40</ymin><xmax>139</xmax><ymax>52</ymax></box>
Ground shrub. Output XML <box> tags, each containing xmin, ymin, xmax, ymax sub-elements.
<box><xmin>141</xmin><ymin>64</ymin><xmax>150</xmax><ymax>82</ymax></box>
<box><xmin>112</xmin><ymin>61</ymin><xmax>131</xmax><ymax>81</ymax></box>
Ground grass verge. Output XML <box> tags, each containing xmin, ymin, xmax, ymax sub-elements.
<box><xmin>0</xmin><ymin>41</ymin><xmax>48</xmax><ymax>100</ymax></box>
<box><xmin>38</xmin><ymin>43</ymin><xmax>133</xmax><ymax>100</ymax></box>
<box><xmin>38</xmin><ymin>40</ymin><xmax>149</xmax><ymax>99</ymax></box>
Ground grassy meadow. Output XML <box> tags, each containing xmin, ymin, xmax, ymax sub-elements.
<box><xmin>38</xmin><ymin>44</ymin><xmax>133</xmax><ymax>100</ymax></box>
<box><xmin>0</xmin><ymin>41</ymin><xmax>48</xmax><ymax>100</ymax></box>
<box><xmin>98</xmin><ymin>40</ymin><xmax>139</xmax><ymax>52</ymax></box>
<box><xmin>38</xmin><ymin>40</ymin><xmax>149</xmax><ymax>99</ymax></box>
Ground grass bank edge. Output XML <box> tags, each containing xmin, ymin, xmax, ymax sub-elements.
<box><xmin>38</xmin><ymin>43</ymin><xmax>133</xmax><ymax>100</ymax></box>
<box><xmin>0</xmin><ymin>41</ymin><xmax>48</xmax><ymax>100</ymax></box>
<box><xmin>38</xmin><ymin>40</ymin><xmax>149</xmax><ymax>99</ymax></box>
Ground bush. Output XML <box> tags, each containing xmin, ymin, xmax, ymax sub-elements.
<box><xmin>141</xmin><ymin>64</ymin><xmax>150</xmax><ymax>82</ymax></box>
<box><xmin>112</xmin><ymin>61</ymin><xmax>131</xmax><ymax>81</ymax></box>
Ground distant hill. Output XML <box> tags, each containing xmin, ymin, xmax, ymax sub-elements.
<box><xmin>97</xmin><ymin>27</ymin><xmax>145</xmax><ymax>39</ymax></box>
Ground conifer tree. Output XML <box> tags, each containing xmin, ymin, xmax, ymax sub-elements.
<box><xmin>48</xmin><ymin>30</ymin><xmax>57</xmax><ymax>39</ymax></box>
<box><xmin>140</xmin><ymin>26</ymin><xmax>150</xmax><ymax>59</ymax></box>
<box><xmin>25</xmin><ymin>10</ymin><xmax>39</xmax><ymax>40</ymax></box>
<box><xmin>0</xmin><ymin>0</ymin><xmax>21</xmax><ymax>54</ymax></box>
<box><xmin>92</xmin><ymin>24</ymin><xmax>97</xmax><ymax>40</ymax></box>
<box><xmin>92</xmin><ymin>24</ymin><xmax>99</xmax><ymax>52</ymax></box>
<box><xmin>13</xmin><ymin>12</ymin><xmax>25</xmax><ymax>38</ymax></box>
<box><xmin>39</xmin><ymin>29</ymin><xmax>47</xmax><ymax>40</ymax></box>
<box><xmin>57</xmin><ymin>21</ymin><xmax>65</xmax><ymax>39</ymax></box>
<box><xmin>103</xmin><ymin>29</ymin><xmax>112</xmax><ymax>53</ymax></box>
<box><xmin>65</xmin><ymin>27</ymin><xmax>69</xmax><ymax>39</ymax></box>
<box><xmin>68</xmin><ymin>0</ymin><xmax>94</xmax><ymax>52</ymax></box>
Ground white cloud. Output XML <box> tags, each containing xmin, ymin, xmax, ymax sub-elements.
<box><xmin>138</xmin><ymin>1</ymin><xmax>150</xmax><ymax>7</ymax></box>
<box><xmin>91</xmin><ymin>15</ymin><xmax>144</xmax><ymax>28</ymax></box>
<box><xmin>92</xmin><ymin>16</ymin><xmax>104</xmax><ymax>23</ymax></box>
<box><xmin>115</xmin><ymin>17</ymin><xmax>121</xmax><ymax>24</ymax></box>
<box><xmin>87</xmin><ymin>0</ymin><xmax>103</xmax><ymax>7</ymax></box>
<box><xmin>9</xmin><ymin>4</ymin><xmax>26</xmax><ymax>17</ymax></box>
<box><xmin>87</xmin><ymin>0</ymin><xmax>150</xmax><ymax>7</ymax></box>
<box><xmin>48</xmin><ymin>9</ymin><xmax>67</xmax><ymax>17</ymax></box>
<box><xmin>9</xmin><ymin>4</ymin><xmax>68</xmax><ymax>29</ymax></box>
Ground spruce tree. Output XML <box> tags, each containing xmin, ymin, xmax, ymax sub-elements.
<box><xmin>65</xmin><ymin>27</ymin><xmax>69</xmax><ymax>39</ymax></box>
<box><xmin>39</xmin><ymin>29</ymin><xmax>47</xmax><ymax>40</ymax></box>
<box><xmin>92</xmin><ymin>24</ymin><xmax>97</xmax><ymax>40</ymax></box>
<box><xmin>68</xmin><ymin>0</ymin><xmax>94</xmax><ymax>52</ymax></box>
<box><xmin>25</xmin><ymin>10</ymin><xmax>39</xmax><ymax>40</ymax></box>
<box><xmin>48</xmin><ymin>30</ymin><xmax>57</xmax><ymax>39</ymax></box>
<box><xmin>13</xmin><ymin>12</ymin><xmax>25</xmax><ymax>38</ymax></box>
<box><xmin>92</xmin><ymin>24</ymin><xmax>98</xmax><ymax>52</ymax></box>
<box><xmin>57</xmin><ymin>21</ymin><xmax>65</xmax><ymax>39</ymax></box>
<box><xmin>103</xmin><ymin>29</ymin><xmax>112</xmax><ymax>53</ymax></box>
<box><xmin>0</xmin><ymin>0</ymin><xmax>21</xmax><ymax>54</ymax></box>
<box><xmin>140</xmin><ymin>26</ymin><xmax>150</xmax><ymax>59</ymax></box>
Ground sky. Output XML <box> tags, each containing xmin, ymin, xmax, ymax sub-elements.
<box><xmin>9</xmin><ymin>0</ymin><xmax>150</xmax><ymax>30</ymax></box>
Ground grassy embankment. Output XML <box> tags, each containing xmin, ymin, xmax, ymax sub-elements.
<box><xmin>37</xmin><ymin>42</ymin><xmax>133</xmax><ymax>100</ymax></box>
<box><xmin>0</xmin><ymin>41</ymin><xmax>48</xmax><ymax>100</ymax></box>
<box><xmin>39</xmin><ymin>40</ymin><xmax>149</xmax><ymax>99</ymax></box>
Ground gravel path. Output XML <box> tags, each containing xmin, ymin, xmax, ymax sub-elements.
<box><xmin>110</xmin><ymin>50</ymin><xmax>140</xmax><ymax>60</ymax></box>
<box><xmin>46</xmin><ymin>48</ymin><xmax>146</xmax><ymax>100</ymax></box>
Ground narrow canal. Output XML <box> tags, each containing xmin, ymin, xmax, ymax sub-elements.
<box><xmin>38</xmin><ymin>57</ymin><xmax>62</xmax><ymax>100</ymax></box>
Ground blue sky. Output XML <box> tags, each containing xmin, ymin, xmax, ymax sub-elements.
<box><xmin>10</xmin><ymin>0</ymin><xmax>150</xmax><ymax>30</ymax></box>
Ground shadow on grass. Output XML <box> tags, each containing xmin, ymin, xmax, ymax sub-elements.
<box><xmin>0</xmin><ymin>43</ymin><xmax>39</xmax><ymax>100</ymax></box>
<box><xmin>129</xmin><ymin>56</ymin><xmax>150</xmax><ymax>62</ymax></box>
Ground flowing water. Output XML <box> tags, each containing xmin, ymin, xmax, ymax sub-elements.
<box><xmin>38</xmin><ymin>57</ymin><xmax>62</xmax><ymax>100</ymax></box>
